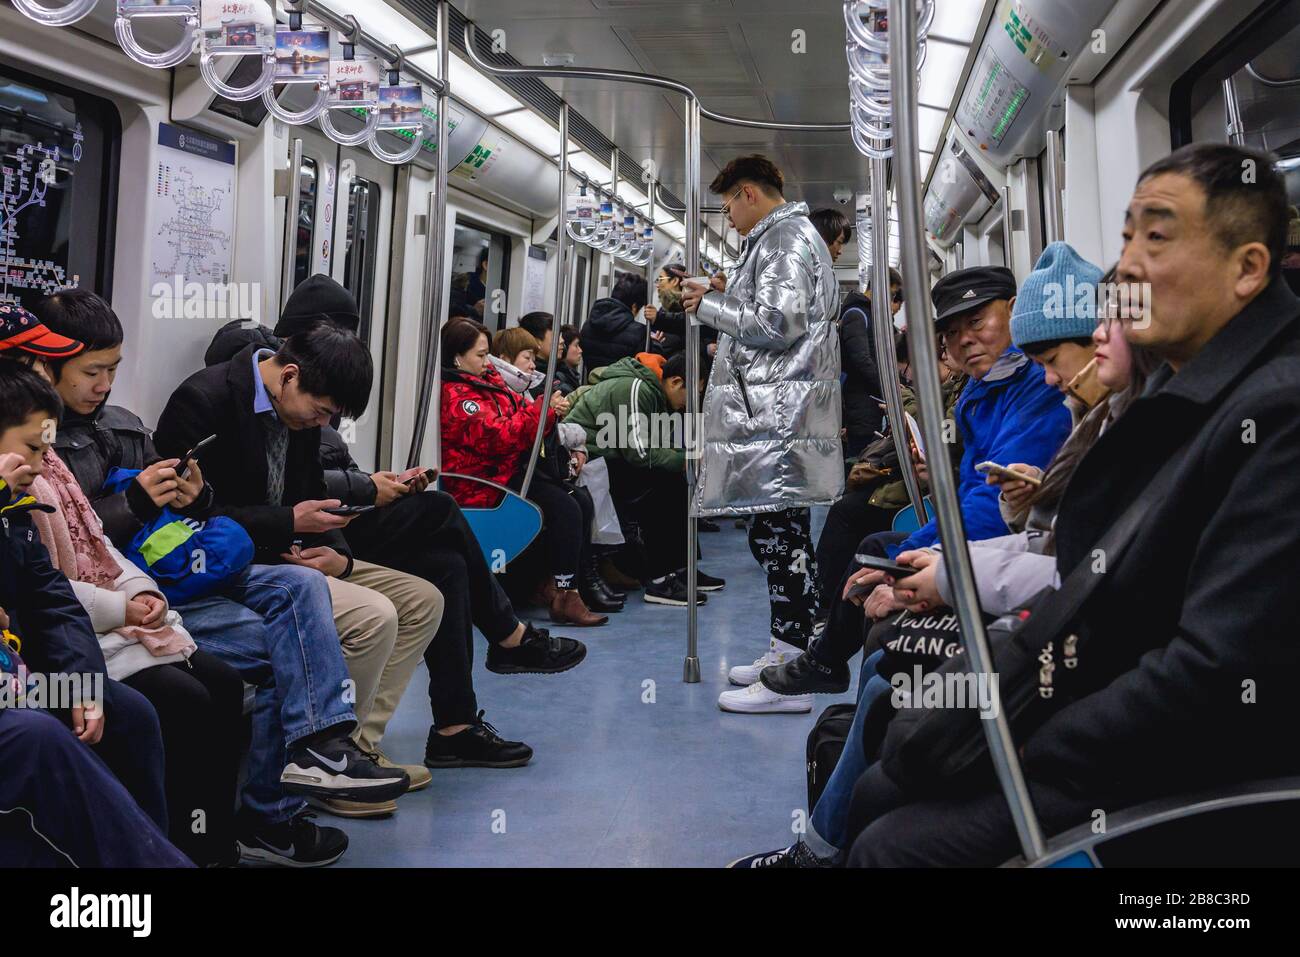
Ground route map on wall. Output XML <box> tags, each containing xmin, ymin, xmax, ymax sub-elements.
<box><xmin>0</xmin><ymin>125</ymin><xmax>84</xmax><ymax>305</ymax></box>
<box><xmin>150</xmin><ymin>123</ymin><xmax>236</xmax><ymax>287</ymax></box>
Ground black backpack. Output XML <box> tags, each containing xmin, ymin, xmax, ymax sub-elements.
<box><xmin>806</xmin><ymin>703</ymin><xmax>856</xmax><ymax>811</ymax></box>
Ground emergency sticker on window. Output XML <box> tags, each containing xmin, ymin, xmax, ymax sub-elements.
<box><xmin>461</xmin><ymin>399</ymin><xmax>481</xmax><ymax>415</ymax></box>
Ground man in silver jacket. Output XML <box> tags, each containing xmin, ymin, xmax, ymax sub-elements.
<box><xmin>682</xmin><ymin>154</ymin><xmax>843</xmax><ymax>715</ymax></box>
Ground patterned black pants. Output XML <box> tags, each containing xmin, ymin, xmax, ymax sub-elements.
<box><xmin>746</xmin><ymin>507</ymin><xmax>822</xmax><ymax>650</ymax></box>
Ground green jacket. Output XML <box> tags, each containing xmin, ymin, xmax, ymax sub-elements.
<box><xmin>563</xmin><ymin>357</ymin><xmax>687</xmax><ymax>472</ymax></box>
<box><xmin>869</xmin><ymin>373</ymin><xmax>968</xmax><ymax>510</ymax></box>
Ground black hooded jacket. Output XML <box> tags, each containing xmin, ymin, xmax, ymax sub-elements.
<box><xmin>580</xmin><ymin>298</ymin><xmax>647</xmax><ymax>373</ymax></box>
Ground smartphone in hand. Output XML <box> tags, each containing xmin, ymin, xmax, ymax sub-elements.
<box><xmin>403</xmin><ymin>468</ymin><xmax>437</xmax><ymax>487</ymax></box>
<box><xmin>975</xmin><ymin>461</ymin><xmax>1043</xmax><ymax>488</ymax></box>
<box><xmin>854</xmin><ymin>555</ymin><xmax>921</xmax><ymax>580</ymax></box>
<box><xmin>322</xmin><ymin>505</ymin><xmax>376</xmax><ymax>516</ymax></box>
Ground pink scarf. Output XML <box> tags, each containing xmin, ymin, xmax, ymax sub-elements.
<box><xmin>31</xmin><ymin>452</ymin><xmax>191</xmax><ymax>657</ymax></box>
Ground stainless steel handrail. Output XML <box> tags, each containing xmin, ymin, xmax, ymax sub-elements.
<box><xmin>683</xmin><ymin>96</ymin><xmax>702</xmax><ymax>684</ymax></box>
<box><xmin>461</xmin><ymin>20</ymin><xmax>850</xmax><ymax>134</ymax></box>
<box><xmin>889</xmin><ymin>0</ymin><xmax>1046</xmax><ymax>863</ymax></box>
<box><xmin>867</xmin><ymin>158</ymin><xmax>927</xmax><ymax>521</ymax></box>
<box><xmin>405</xmin><ymin>0</ymin><xmax>450</xmax><ymax>470</ymax></box>
<box><xmin>522</xmin><ymin>102</ymin><xmax>570</xmax><ymax>497</ymax></box>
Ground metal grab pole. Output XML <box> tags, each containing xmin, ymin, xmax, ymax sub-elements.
<box><xmin>406</xmin><ymin>0</ymin><xmax>450</xmax><ymax>470</ymax></box>
<box><xmin>646</xmin><ymin>177</ymin><xmax>656</xmax><ymax>352</ymax></box>
<box><xmin>683</xmin><ymin>96</ymin><xmax>702</xmax><ymax>684</ymax></box>
<box><xmin>1044</xmin><ymin>129</ymin><xmax>1065</xmax><ymax>244</ymax></box>
<box><xmin>522</xmin><ymin>102</ymin><xmax>570</xmax><ymax>497</ymax></box>
<box><xmin>889</xmin><ymin>0</ymin><xmax>1046</xmax><ymax>863</ymax></box>
<box><xmin>1223</xmin><ymin>77</ymin><xmax>1246</xmax><ymax>145</ymax></box>
<box><xmin>280</xmin><ymin>137</ymin><xmax>304</xmax><ymax>310</ymax></box>
<box><xmin>867</xmin><ymin>160</ymin><xmax>927</xmax><ymax>521</ymax></box>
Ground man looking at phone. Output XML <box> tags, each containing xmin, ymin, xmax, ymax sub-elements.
<box><xmin>761</xmin><ymin>265</ymin><xmax>1071</xmax><ymax>698</ymax></box>
<box><xmin>156</xmin><ymin>324</ymin><xmax>444</xmax><ymax>807</ymax></box>
<box><xmin>204</xmin><ymin>276</ymin><xmax>585</xmax><ymax>773</ymax></box>
<box><xmin>680</xmin><ymin>154</ymin><xmax>843</xmax><ymax>714</ymax></box>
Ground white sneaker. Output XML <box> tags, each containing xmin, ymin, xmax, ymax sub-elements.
<box><xmin>718</xmin><ymin>681</ymin><xmax>813</xmax><ymax>714</ymax></box>
<box><xmin>727</xmin><ymin>638</ymin><xmax>804</xmax><ymax>686</ymax></box>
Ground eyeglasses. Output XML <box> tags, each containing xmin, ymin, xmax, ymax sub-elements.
<box><xmin>891</xmin><ymin>290</ymin><xmax>904</xmax><ymax>305</ymax></box>
<box><xmin>720</xmin><ymin>186</ymin><xmax>745</xmax><ymax>216</ymax></box>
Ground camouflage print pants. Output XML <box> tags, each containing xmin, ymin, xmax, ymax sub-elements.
<box><xmin>747</xmin><ymin>508</ymin><xmax>821</xmax><ymax>649</ymax></box>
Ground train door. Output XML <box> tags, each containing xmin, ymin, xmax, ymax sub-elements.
<box><xmin>281</xmin><ymin>125</ymin><xmax>395</xmax><ymax>472</ymax></box>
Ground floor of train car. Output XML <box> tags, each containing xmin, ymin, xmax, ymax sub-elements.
<box><xmin>332</xmin><ymin>509</ymin><xmax>858</xmax><ymax>867</ymax></box>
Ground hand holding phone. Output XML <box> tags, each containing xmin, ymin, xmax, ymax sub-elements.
<box><xmin>322</xmin><ymin>505</ymin><xmax>376</xmax><ymax>516</ymax></box>
<box><xmin>855</xmin><ymin>554</ymin><xmax>921</xmax><ymax>581</ymax></box>
<box><xmin>402</xmin><ymin>467</ymin><xmax>437</xmax><ymax>488</ymax></box>
<box><xmin>179</xmin><ymin>434</ymin><xmax>218</xmax><ymax>480</ymax></box>
<box><xmin>975</xmin><ymin>461</ymin><xmax>1043</xmax><ymax>488</ymax></box>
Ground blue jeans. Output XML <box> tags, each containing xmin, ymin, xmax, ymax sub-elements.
<box><xmin>810</xmin><ymin>649</ymin><xmax>891</xmax><ymax>850</ymax></box>
<box><xmin>179</xmin><ymin>564</ymin><xmax>356</xmax><ymax>824</ymax></box>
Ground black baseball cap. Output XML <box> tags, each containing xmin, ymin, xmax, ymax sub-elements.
<box><xmin>931</xmin><ymin>266</ymin><xmax>1017</xmax><ymax>327</ymax></box>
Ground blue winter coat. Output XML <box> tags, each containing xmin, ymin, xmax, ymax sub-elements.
<box><xmin>891</xmin><ymin>348</ymin><xmax>1071</xmax><ymax>555</ymax></box>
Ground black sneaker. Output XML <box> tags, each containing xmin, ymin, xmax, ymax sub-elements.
<box><xmin>236</xmin><ymin>812</ymin><xmax>348</xmax><ymax>868</ymax></box>
<box><xmin>759</xmin><ymin>649</ymin><xmax>851</xmax><ymax>695</ymax></box>
<box><xmin>643</xmin><ymin>573</ymin><xmax>708</xmax><ymax>606</ymax></box>
<box><xmin>486</xmin><ymin>623</ymin><xmax>587</xmax><ymax>675</ymax></box>
<box><xmin>281</xmin><ymin>734</ymin><xmax>409</xmax><ymax>802</ymax></box>
<box><xmin>728</xmin><ymin>840</ymin><xmax>833</xmax><ymax>869</ymax></box>
<box><xmin>696</xmin><ymin>570</ymin><xmax>726</xmax><ymax>592</ymax></box>
<box><xmin>424</xmin><ymin>711</ymin><xmax>533</xmax><ymax>768</ymax></box>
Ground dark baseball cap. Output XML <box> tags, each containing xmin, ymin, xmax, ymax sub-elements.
<box><xmin>931</xmin><ymin>266</ymin><xmax>1017</xmax><ymax>327</ymax></box>
<box><xmin>0</xmin><ymin>303</ymin><xmax>85</xmax><ymax>358</ymax></box>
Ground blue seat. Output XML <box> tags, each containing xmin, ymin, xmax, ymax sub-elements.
<box><xmin>437</xmin><ymin>473</ymin><xmax>543</xmax><ymax>568</ymax></box>
<box><xmin>890</xmin><ymin>498</ymin><xmax>932</xmax><ymax>534</ymax></box>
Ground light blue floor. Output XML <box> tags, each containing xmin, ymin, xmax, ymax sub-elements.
<box><xmin>333</xmin><ymin>511</ymin><xmax>859</xmax><ymax>867</ymax></box>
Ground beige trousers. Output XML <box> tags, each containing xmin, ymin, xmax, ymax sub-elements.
<box><xmin>327</xmin><ymin>560</ymin><xmax>442</xmax><ymax>753</ymax></box>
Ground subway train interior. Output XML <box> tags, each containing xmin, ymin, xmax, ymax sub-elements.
<box><xmin>1</xmin><ymin>0</ymin><xmax>1299</xmax><ymax>879</ymax></box>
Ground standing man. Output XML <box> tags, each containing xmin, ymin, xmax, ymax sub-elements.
<box><xmin>681</xmin><ymin>154</ymin><xmax>843</xmax><ymax>714</ymax></box>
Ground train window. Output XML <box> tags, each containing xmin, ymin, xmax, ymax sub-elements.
<box><xmin>343</xmin><ymin>176</ymin><xmax>380</xmax><ymax>345</ymax></box>
<box><xmin>1174</xmin><ymin>0</ymin><xmax>1300</xmax><ymax>290</ymax></box>
<box><xmin>451</xmin><ymin>220</ymin><xmax>510</xmax><ymax>329</ymax></box>
<box><xmin>293</xmin><ymin>156</ymin><xmax>317</xmax><ymax>289</ymax></box>
<box><xmin>0</xmin><ymin>64</ymin><xmax>119</xmax><ymax>308</ymax></box>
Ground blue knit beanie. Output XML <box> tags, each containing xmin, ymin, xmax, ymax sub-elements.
<box><xmin>1010</xmin><ymin>242</ymin><xmax>1103</xmax><ymax>350</ymax></box>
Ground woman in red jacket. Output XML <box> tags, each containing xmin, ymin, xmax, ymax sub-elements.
<box><xmin>440</xmin><ymin>319</ymin><xmax>608</xmax><ymax>626</ymax></box>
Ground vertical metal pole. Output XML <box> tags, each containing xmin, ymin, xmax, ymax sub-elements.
<box><xmin>1000</xmin><ymin>185</ymin><xmax>1016</xmax><ymax>278</ymax></box>
<box><xmin>1223</xmin><ymin>76</ymin><xmax>1246</xmax><ymax>145</ymax></box>
<box><xmin>683</xmin><ymin>96</ymin><xmax>702</xmax><ymax>684</ymax></box>
<box><xmin>889</xmin><ymin>0</ymin><xmax>1046</xmax><ymax>863</ymax></box>
<box><xmin>521</xmin><ymin>102</ymin><xmax>570</xmax><ymax>496</ymax></box>
<box><xmin>281</xmin><ymin>136</ymin><xmax>304</xmax><ymax>309</ymax></box>
<box><xmin>406</xmin><ymin>0</ymin><xmax>450</xmax><ymax>469</ymax></box>
<box><xmin>868</xmin><ymin>161</ymin><xmax>926</xmax><ymax>522</ymax></box>
<box><xmin>1043</xmin><ymin>129</ymin><xmax>1065</xmax><ymax>244</ymax></box>
<box><xmin>646</xmin><ymin>177</ymin><xmax>656</xmax><ymax>351</ymax></box>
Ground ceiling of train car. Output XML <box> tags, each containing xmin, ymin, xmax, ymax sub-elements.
<box><xmin>405</xmin><ymin>0</ymin><xmax>985</xmax><ymax>216</ymax></box>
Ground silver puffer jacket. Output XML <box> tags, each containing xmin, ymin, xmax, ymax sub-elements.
<box><xmin>693</xmin><ymin>201</ymin><xmax>843</xmax><ymax>516</ymax></box>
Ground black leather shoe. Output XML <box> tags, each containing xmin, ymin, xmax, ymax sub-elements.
<box><xmin>580</xmin><ymin>555</ymin><xmax>625</xmax><ymax>611</ymax></box>
<box><xmin>759</xmin><ymin>650</ymin><xmax>850</xmax><ymax>695</ymax></box>
<box><xmin>486</xmin><ymin>624</ymin><xmax>587</xmax><ymax>675</ymax></box>
<box><xmin>424</xmin><ymin>712</ymin><xmax>533</xmax><ymax>769</ymax></box>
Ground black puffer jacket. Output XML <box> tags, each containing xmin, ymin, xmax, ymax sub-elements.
<box><xmin>580</xmin><ymin>298</ymin><xmax>646</xmax><ymax>374</ymax></box>
<box><xmin>839</xmin><ymin>291</ymin><xmax>884</xmax><ymax>451</ymax></box>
